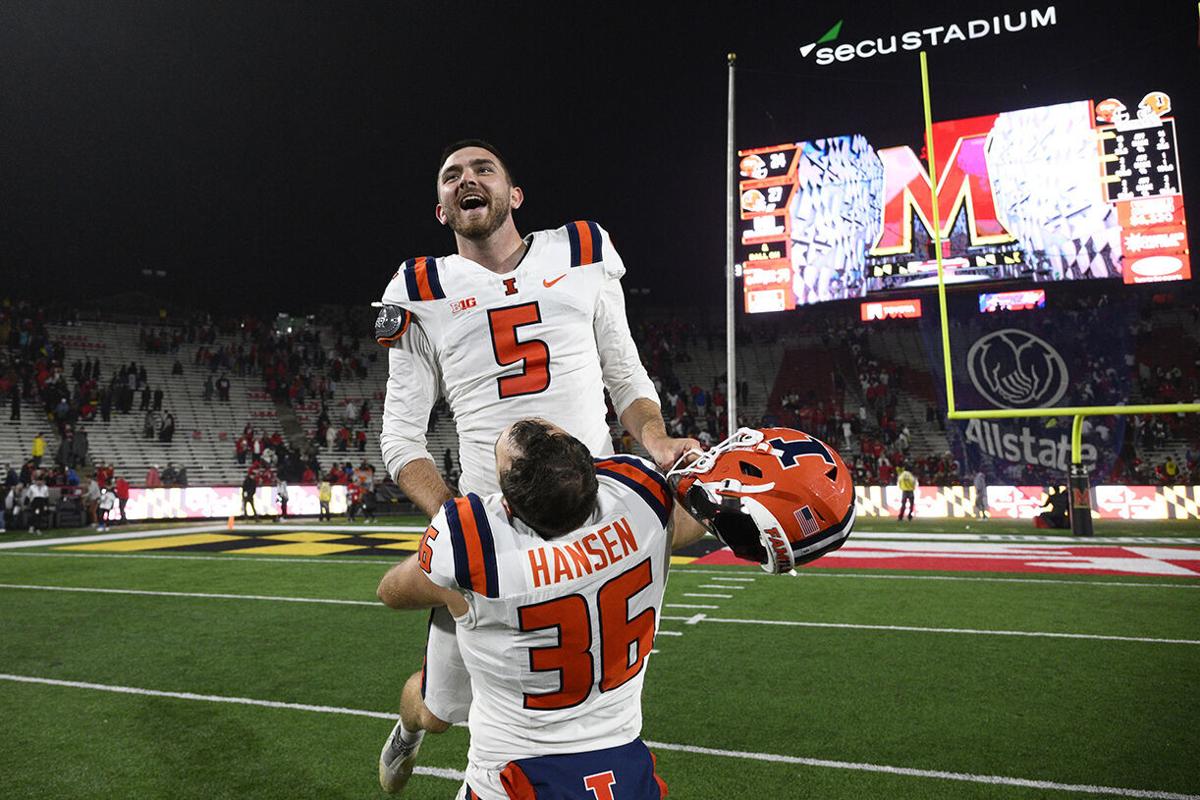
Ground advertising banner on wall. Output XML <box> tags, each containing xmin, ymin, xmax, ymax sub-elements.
<box><xmin>122</xmin><ymin>485</ymin><xmax>348</xmax><ymax>521</ymax></box>
<box><xmin>854</xmin><ymin>484</ymin><xmax>1200</xmax><ymax>520</ymax></box>
<box><xmin>920</xmin><ymin>292</ymin><xmax>1132</xmax><ymax>484</ymax></box>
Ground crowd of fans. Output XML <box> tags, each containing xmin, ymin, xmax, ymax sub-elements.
<box><xmin>3</xmin><ymin>290</ymin><xmax>1199</xmax><ymax>536</ymax></box>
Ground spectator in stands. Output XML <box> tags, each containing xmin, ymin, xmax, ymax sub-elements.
<box><xmin>356</xmin><ymin>429</ymin><xmax>367</xmax><ymax>452</ymax></box>
<box><xmin>146</xmin><ymin>464</ymin><xmax>162</xmax><ymax>488</ymax></box>
<box><xmin>241</xmin><ymin>471</ymin><xmax>259</xmax><ymax>519</ymax></box>
<box><xmin>140</xmin><ymin>385</ymin><xmax>151</xmax><ymax>411</ymax></box>
<box><xmin>9</xmin><ymin>383</ymin><xmax>19</xmax><ymax>421</ymax></box>
<box><xmin>159</xmin><ymin>411</ymin><xmax>176</xmax><ymax>443</ymax></box>
<box><xmin>72</xmin><ymin>427</ymin><xmax>89</xmax><ymax>468</ymax></box>
<box><xmin>114</xmin><ymin>475</ymin><xmax>130</xmax><ymax>524</ymax></box>
<box><xmin>153</xmin><ymin>387</ymin><xmax>164</xmax><ymax>410</ymax></box>
<box><xmin>1163</xmin><ymin>456</ymin><xmax>1179</xmax><ymax>485</ymax></box>
<box><xmin>318</xmin><ymin>477</ymin><xmax>332</xmax><ymax>521</ymax></box>
<box><xmin>897</xmin><ymin>468</ymin><xmax>917</xmax><ymax>521</ymax></box>
<box><xmin>203</xmin><ymin>375</ymin><xmax>214</xmax><ymax>402</ymax></box>
<box><xmin>161</xmin><ymin>463</ymin><xmax>178</xmax><ymax>487</ymax></box>
<box><xmin>442</xmin><ymin>448</ymin><xmax>453</xmax><ymax>477</ymax></box>
<box><xmin>31</xmin><ymin>432</ymin><xmax>45</xmax><ymax>467</ymax></box>
<box><xmin>217</xmin><ymin>373</ymin><xmax>231</xmax><ymax>401</ymax></box>
<box><xmin>172</xmin><ymin>359</ymin><xmax>184</xmax><ymax>376</ymax></box>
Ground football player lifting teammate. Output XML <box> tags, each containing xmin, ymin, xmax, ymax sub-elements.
<box><xmin>378</xmin><ymin>422</ymin><xmax>855</xmax><ymax>798</ymax></box>
<box><xmin>373</xmin><ymin>140</ymin><xmax>699</xmax><ymax>791</ymax></box>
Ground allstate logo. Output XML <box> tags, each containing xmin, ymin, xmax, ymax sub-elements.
<box><xmin>966</xmin><ymin>329</ymin><xmax>1069</xmax><ymax>409</ymax></box>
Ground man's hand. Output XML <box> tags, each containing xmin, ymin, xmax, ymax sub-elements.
<box><xmin>619</xmin><ymin>397</ymin><xmax>703</xmax><ymax>472</ymax></box>
<box><xmin>642</xmin><ymin>432</ymin><xmax>702</xmax><ymax>473</ymax></box>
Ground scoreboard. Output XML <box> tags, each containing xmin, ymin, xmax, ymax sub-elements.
<box><xmin>738</xmin><ymin>91</ymin><xmax>1190</xmax><ymax>312</ymax></box>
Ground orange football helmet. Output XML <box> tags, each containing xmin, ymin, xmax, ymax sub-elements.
<box><xmin>1095</xmin><ymin>98</ymin><xmax>1128</xmax><ymax>124</ymax></box>
<box><xmin>667</xmin><ymin>427</ymin><xmax>855</xmax><ymax>573</ymax></box>
<box><xmin>739</xmin><ymin>154</ymin><xmax>768</xmax><ymax>179</ymax></box>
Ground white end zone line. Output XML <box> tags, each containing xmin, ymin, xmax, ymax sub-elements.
<box><xmin>0</xmin><ymin>673</ymin><xmax>1193</xmax><ymax>800</ymax></box>
<box><xmin>4</xmin><ymin>554</ymin><xmax>1197</xmax><ymax>589</ymax></box>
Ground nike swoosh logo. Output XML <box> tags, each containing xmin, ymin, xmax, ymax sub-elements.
<box><xmin>543</xmin><ymin>274</ymin><xmax>566</xmax><ymax>288</ymax></box>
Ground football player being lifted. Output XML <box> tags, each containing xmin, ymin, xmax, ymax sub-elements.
<box><xmin>373</xmin><ymin>140</ymin><xmax>699</xmax><ymax>791</ymax></box>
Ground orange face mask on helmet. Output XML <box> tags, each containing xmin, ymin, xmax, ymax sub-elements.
<box><xmin>667</xmin><ymin>427</ymin><xmax>855</xmax><ymax>574</ymax></box>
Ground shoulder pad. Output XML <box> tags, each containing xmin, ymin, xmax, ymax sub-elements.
<box><xmin>562</xmin><ymin>220</ymin><xmax>606</xmax><ymax>268</ymax></box>
<box><xmin>594</xmin><ymin>455</ymin><xmax>672</xmax><ymax>527</ymax></box>
<box><xmin>442</xmin><ymin>495</ymin><xmax>500</xmax><ymax>598</ymax></box>
<box><xmin>396</xmin><ymin>256</ymin><xmax>447</xmax><ymax>302</ymax></box>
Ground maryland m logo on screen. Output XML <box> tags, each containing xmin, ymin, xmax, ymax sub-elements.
<box><xmin>737</xmin><ymin>87</ymin><xmax>1190</xmax><ymax>313</ymax></box>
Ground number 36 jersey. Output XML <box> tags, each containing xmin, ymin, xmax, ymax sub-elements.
<box><xmin>378</xmin><ymin>221</ymin><xmax>657</xmax><ymax>497</ymax></box>
<box><xmin>419</xmin><ymin>456</ymin><xmax>674</xmax><ymax>797</ymax></box>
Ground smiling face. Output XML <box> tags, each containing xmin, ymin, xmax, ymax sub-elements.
<box><xmin>435</xmin><ymin>146</ymin><xmax>523</xmax><ymax>240</ymax></box>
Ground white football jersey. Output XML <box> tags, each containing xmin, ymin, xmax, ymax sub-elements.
<box><xmin>418</xmin><ymin>455</ymin><xmax>674</xmax><ymax>798</ymax></box>
<box><xmin>379</xmin><ymin>221</ymin><xmax>656</xmax><ymax>496</ymax></box>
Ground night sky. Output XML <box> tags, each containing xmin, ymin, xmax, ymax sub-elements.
<box><xmin>3</xmin><ymin>1</ymin><xmax>1197</xmax><ymax>313</ymax></box>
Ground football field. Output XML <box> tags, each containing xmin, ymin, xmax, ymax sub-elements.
<box><xmin>1</xmin><ymin>517</ymin><xmax>1198</xmax><ymax>799</ymax></box>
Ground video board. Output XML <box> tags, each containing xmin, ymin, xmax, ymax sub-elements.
<box><xmin>738</xmin><ymin>92</ymin><xmax>1190</xmax><ymax>313</ymax></box>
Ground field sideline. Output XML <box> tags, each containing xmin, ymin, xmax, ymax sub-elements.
<box><xmin>1</xmin><ymin>516</ymin><xmax>1197</xmax><ymax>799</ymax></box>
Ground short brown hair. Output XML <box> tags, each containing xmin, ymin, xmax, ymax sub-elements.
<box><xmin>437</xmin><ymin>138</ymin><xmax>514</xmax><ymax>184</ymax></box>
<box><xmin>499</xmin><ymin>420</ymin><xmax>598</xmax><ymax>539</ymax></box>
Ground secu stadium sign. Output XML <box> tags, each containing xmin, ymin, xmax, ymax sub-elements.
<box><xmin>800</xmin><ymin>6</ymin><xmax>1058</xmax><ymax>65</ymax></box>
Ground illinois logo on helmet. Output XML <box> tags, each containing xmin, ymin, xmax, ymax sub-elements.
<box><xmin>667</xmin><ymin>427</ymin><xmax>855</xmax><ymax>574</ymax></box>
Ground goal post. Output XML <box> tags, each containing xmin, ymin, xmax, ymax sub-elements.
<box><xmin>918</xmin><ymin>51</ymin><xmax>1200</xmax><ymax>535</ymax></box>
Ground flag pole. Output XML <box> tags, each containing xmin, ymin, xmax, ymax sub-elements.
<box><xmin>726</xmin><ymin>52</ymin><xmax>738</xmax><ymax>437</ymax></box>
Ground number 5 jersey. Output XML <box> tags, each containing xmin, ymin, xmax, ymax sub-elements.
<box><xmin>418</xmin><ymin>455</ymin><xmax>674</xmax><ymax>799</ymax></box>
<box><xmin>378</xmin><ymin>221</ymin><xmax>658</xmax><ymax>497</ymax></box>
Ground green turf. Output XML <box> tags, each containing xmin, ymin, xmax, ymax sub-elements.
<box><xmin>1</xmin><ymin>527</ymin><xmax>1198</xmax><ymax>799</ymax></box>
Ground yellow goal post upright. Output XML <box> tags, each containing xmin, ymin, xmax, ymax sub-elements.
<box><xmin>917</xmin><ymin>51</ymin><xmax>1200</xmax><ymax>535</ymax></box>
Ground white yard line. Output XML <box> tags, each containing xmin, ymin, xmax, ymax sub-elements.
<box><xmin>0</xmin><ymin>673</ymin><xmax>1191</xmax><ymax>800</ymax></box>
<box><xmin>698</xmin><ymin>584</ymin><xmax>745</xmax><ymax>590</ymax></box>
<box><xmin>664</xmin><ymin>603</ymin><xmax>719</xmax><ymax>609</ymax></box>
<box><xmin>0</xmin><ymin>583</ymin><xmax>378</xmax><ymax>607</ymax></box>
<box><xmin>6</xmin><ymin>583</ymin><xmax>1193</xmax><ymax>645</ymax></box>
<box><xmin>682</xmin><ymin>593</ymin><xmax>732</xmax><ymax>599</ymax></box>
<box><xmin>657</xmin><ymin>615</ymin><xmax>1200</xmax><ymax>646</ymax></box>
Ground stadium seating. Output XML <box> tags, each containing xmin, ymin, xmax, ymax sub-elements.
<box><xmin>44</xmin><ymin>322</ymin><xmax>279</xmax><ymax>486</ymax></box>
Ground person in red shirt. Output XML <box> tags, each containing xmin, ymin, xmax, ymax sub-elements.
<box><xmin>114</xmin><ymin>476</ymin><xmax>130</xmax><ymax>524</ymax></box>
